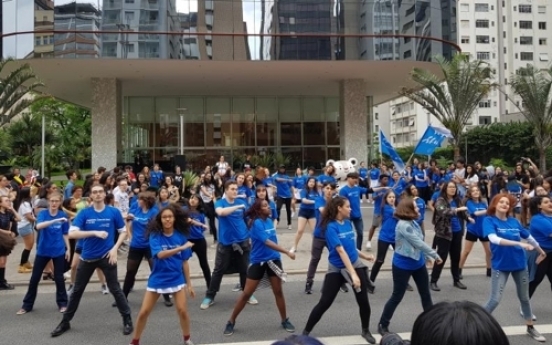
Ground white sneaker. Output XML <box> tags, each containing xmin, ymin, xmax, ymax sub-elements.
<box><xmin>290</xmin><ymin>247</ymin><xmax>296</xmax><ymax>253</ymax></box>
<box><xmin>247</xmin><ymin>295</ymin><xmax>259</xmax><ymax>305</ymax></box>
<box><xmin>63</xmin><ymin>272</ymin><xmax>71</xmax><ymax>280</ymax></box>
<box><xmin>291</xmin><ymin>211</ymin><xmax>296</xmax><ymax>218</ymax></box>
<box><xmin>101</xmin><ymin>284</ymin><xmax>109</xmax><ymax>295</ymax></box>
<box><xmin>527</xmin><ymin>326</ymin><xmax>546</xmax><ymax>342</ymax></box>
<box><xmin>287</xmin><ymin>225</ymin><xmax>292</xmax><ymax>230</ymax></box>
<box><xmin>520</xmin><ymin>307</ymin><xmax>537</xmax><ymax>321</ymax></box>
<box><xmin>232</xmin><ymin>283</ymin><xmax>242</xmax><ymax>292</ymax></box>
<box><xmin>365</xmin><ymin>241</ymin><xmax>372</xmax><ymax>250</ymax></box>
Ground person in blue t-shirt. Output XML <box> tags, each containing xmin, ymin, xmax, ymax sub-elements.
<box><xmin>118</xmin><ymin>192</ymin><xmax>172</xmax><ymax>306</ymax></box>
<box><xmin>404</xmin><ymin>185</ymin><xmax>426</xmax><ymax>233</ymax></box>
<box><xmin>201</xmin><ymin>181</ymin><xmax>257</xmax><ymax>309</ymax></box>
<box><xmin>303</xmin><ymin>197</ymin><xmax>376</xmax><ymax>344</ymax></box>
<box><xmin>366</xmin><ymin>174</ymin><xmax>392</xmax><ymax>250</ymax></box>
<box><xmin>528</xmin><ymin>196</ymin><xmax>552</xmax><ymax>305</ymax></box>
<box><xmin>389</xmin><ymin>172</ymin><xmax>407</xmax><ymax>202</ymax></box>
<box><xmin>339</xmin><ymin>172</ymin><xmax>370</xmax><ymax>250</ymax></box>
<box><xmin>274</xmin><ymin>165</ymin><xmax>294</xmax><ymax>230</ymax></box>
<box><xmin>305</xmin><ymin>182</ymin><xmax>337</xmax><ymax>294</ymax></box>
<box><xmin>223</xmin><ymin>199</ymin><xmax>297</xmax><ymax>336</ymax></box>
<box><xmin>291</xmin><ymin>177</ymin><xmax>320</xmax><ymax>252</ymax></box>
<box><xmin>19</xmin><ymin>192</ymin><xmax>69</xmax><ymax>315</ymax></box>
<box><xmin>51</xmin><ymin>185</ymin><xmax>132</xmax><ymax>338</ymax></box>
<box><xmin>459</xmin><ymin>186</ymin><xmax>491</xmax><ymax>278</ymax></box>
<box><xmin>292</xmin><ymin>167</ymin><xmax>307</xmax><ymax>217</ymax></box>
<box><xmin>149</xmin><ymin>164</ymin><xmax>164</xmax><ymax>189</ymax></box>
<box><xmin>130</xmin><ymin>205</ymin><xmax>196</xmax><ymax>345</ymax></box>
<box><xmin>316</xmin><ymin>165</ymin><xmax>336</xmax><ymax>191</ymax></box>
<box><xmin>358</xmin><ymin>161</ymin><xmax>369</xmax><ymax>203</ymax></box>
<box><xmin>483</xmin><ymin>193</ymin><xmax>546</xmax><ymax>342</ymax></box>
<box><xmin>184</xmin><ymin>195</ymin><xmax>212</xmax><ymax>289</ymax></box>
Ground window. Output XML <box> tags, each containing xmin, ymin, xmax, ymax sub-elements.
<box><xmin>124</xmin><ymin>0</ymin><xmax>134</xmax><ymax>3</ymax></box>
<box><xmin>539</xmin><ymin>38</ymin><xmax>547</xmax><ymax>46</ymax></box>
<box><xmin>520</xmin><ymin>52</ymin><xmax>534</xmax><ymax>61</ymax></box>
<box><xmin>35</xmin><ymin>37</ymin><xmax>41</xmax><ymax>46</ymax></box>
<box><xmin>504</xmin><ymin>47</ymin><xmax>507</xmax><ymax>53</ymax></box>
<box><xmin>539</xmin><ymin>22</ymin><xmax>547</xmax><ymax>30</ymax></box>
<box><xmin>476</xmin><ymin>20</ymin><xmax>490</xmax><ymax>28</ymax></box>
<box><xmin>461</xmin><ymin>20</ymin><xmax>470</xmax><ymax>28</ymax></box>
<box><xmin>540</xmin><ymin>54</ymin><xmax>550</xmax><ymax>62</ymax></box>
<box><xmin>538</xmin><ymin>6</ymin><xmax>546</xmax><ymax>14</ymax></box>
<box><xmin>504</xmin><ymin>63</ymin><xmax>507</xmax><ymax>69</ymax></box>
<box><xmin>126</xmin><ymin>44</ymin><xmax>135</xmax><ymax>53</ymax></box>
<box><xmin>475</xmin><ymin>3</ymin><xmax>489</xmax><ymax>12</ymax></box>
<box><xmin>460</xmin><ymin>3</ymin><xmax>469</xmax><ymax>12</ymax></box>
<box><xmin>519</xmin><ymin>21</ymin><xmax>532</xmax><ymax>29</ymax></box>
<box><xmin>519</xmin><ymin>5</ymin><xmax>532</xmax><ymax>13</ymax></box>
<box><xmin>125</xmin><ymin>11</ymin><xmax>134</xmax><ymax>22</ymax></box>
<box><xmin>461</xmin><ymin>36</ymin><xmax>470</xmax><ymax>44</ymax></box>
<box><xmin>476</xmin><ymin>35</ymin><xmax>490</xmax><ymax>43</ymax></box>
<box><xmin>479</xmin><ymin>116</ymin><xmax>492</xmax><ymax>125</ymax></box>
<box><xmin>479</xmin><ymin>100</ymin><xmax>491</xmax><ymax>108</ymax></box>
<box><xmin>477</xmin><ymin>52</ymin><xmax>490</xmax><ymax>60</ymax></box>
<box><xmin>375</xmin><ymin>125</ymin><xmax>379</xmax><ymax>132</ymax></box>
<box><xmin>375</xmin><ymin>113</ymin><xmax>379</xmax><ymax>120</ymax></box>
<box><xmin>520</xmin><ymin>36</ymin><xmax>533</xmax><ymax>45</ymax></box>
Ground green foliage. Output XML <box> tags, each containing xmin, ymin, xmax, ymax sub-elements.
<box><xmin>251</xmin><ymin>154</ymin><xmax>273</xmax><ymax>169</ymax></box>
<box><xmin>488</xmin><ymin>158</ymin><xmax>512</xmax><ymax>171</ymax></box>
<box><xmin>0</xmin><ymin>59</ymin><xmax>46</xmax><ymax>126</ymax></box>
<box><xmin>182</xmin><ymin>170</ymin><xmax>199</xmax><ymax>197</ymax></box>
<box><xmin>400</xmin><ymin>54</ymin><xmax>495</xmax><ymax>157</ymax></box>
<box><xmin>8</xmin><ymin>112</ymin><xmax>55</xmax><ymax>163</ymax></box>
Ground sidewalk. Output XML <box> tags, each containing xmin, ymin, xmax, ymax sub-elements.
<box><xmin>5</xmin><ymin>229</ymin><xmax>489</xmax><ymax>286</ymax></box>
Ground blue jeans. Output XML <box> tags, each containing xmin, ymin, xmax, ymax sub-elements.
<box><xmin>484</xmin><ymin>269</ymin><xmax>533</xmax><ymax>320</ymax></box>
<box><xmin>379</xmin><ymin>264</ymin><xmax>433</xmax><ymax>328</ymax></box>
<box><xmin>351</xmin><ymin>217</ymin><xmax>364</xmax><ymax>251</ymax></box>
<box><xmin>22</xmin><ymin>254</ymin><xmax>67</xmax><ymax>311</ymax></box>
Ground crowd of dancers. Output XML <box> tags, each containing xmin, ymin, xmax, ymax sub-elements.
<box><xmin>0</xmin><ymin>155</ymin><xmax>551</xmax><ymax>344</ymax></box>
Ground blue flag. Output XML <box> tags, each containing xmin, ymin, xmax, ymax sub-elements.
<box><xmin>413</xmin><ymin>126</ymin><xmax>452</xmax><ymax>155</ymax></box>
<box><xmin>379</xmin><ymin>130</ymin><xmax>405</xmax><ymax>173</ymax></box>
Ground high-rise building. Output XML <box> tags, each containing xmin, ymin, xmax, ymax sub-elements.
<box><xmin>34</xmin><ymin>0</ymin><xmax>55</xmax><ymax>59</ymax></box>
<box><xmin>458</xmin><ymin>0</ymin><xmax>552</xmax><ymax>124</ymax></box>
<box><xmin>54</xmin><ymin>1</ymin><xmax>101</xmax><ymax>58</ymax></box>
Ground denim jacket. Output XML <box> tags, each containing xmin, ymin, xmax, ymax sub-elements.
<box><xmin>395</xmin><ymin>219</ymin><xmax>440</xmax><ymax>262</ymax></box>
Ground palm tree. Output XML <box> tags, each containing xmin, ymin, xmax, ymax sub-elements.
<box><xmin>510</xmin><ymin>65</ymin><xmax>552</xmax><ymax>171</ymax></box>
<box><xmin>0</xmin><ymin>58</ymin><xmax>45</xmax><ymax>126</ymax></box>
<box><xmin>400</xmin><ymin>54</ymin><xmax>494</xmax><ymax>159</ymax></box>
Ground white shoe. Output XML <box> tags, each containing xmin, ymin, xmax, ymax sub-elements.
<box><xmin>290</xmin><ymin>247</ymin><xmax>296</xmax><ymax>253</ymax></box>
<box><xmin>520</xmin><ymin>307</ymin><xmax>537</xmax><ymax>321</ymax></box>
<box><xmin>291</xmin><ymin>212</ymin><xmax>296</xmax><ymax>218</ymax></box>
<box><xmin>366</xmin><ymin>242</ymin><xmax>372</xmax><ymax>250</ymax></box>
<box><xmin>232</xmin><ymin>283</ymin><xmax>242</xmax><ymax>292</ymax></box>
<box><xmin>101</xmin><ymin>284</ymin><xmax>109</xmax><ymax>295</ymax></box>
<box><xmin>63</xmin><ymin>272</ymin><xmax>71</xmax><ymax>279</ymax></box>
<box><xmin>287</xmin><ymin>225</ymin><xmax>292</xmax><ymax>230</ymax></box>
<box><xmin>247</xmin><ymin>295</ymin><xmax>259</xmax><ymax>305</ymax></box>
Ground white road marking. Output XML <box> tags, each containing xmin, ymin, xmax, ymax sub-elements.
<box><xmin>202</xmin><ymin>324</ymin><xmax>552</xmax><ymax>345</ymax></box>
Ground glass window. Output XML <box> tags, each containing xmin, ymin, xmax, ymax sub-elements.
<box><xmin>205</xmin><ymin>98</ymin><xmax>231</xmax><ymax>147</ymax></box>
<box><xmin>281</xmin><ymin>147</ymin><xmax>302</xmax><ymax>169</ymax></box>
<box><xmin>180</xmin><ymin>97</ymin><xmax>204</xmax><ymax>148</ymax></box>
<box><xmin>303</xmin><ymin>147</ymin><xmax>327</xmax><ymax>170</ymax></box>
<box><xmin>155</xmin><ymin>97</ymin><xmax>179</xmax><ymax>149</ymax></box>
<box><xmin>303</xmin><ymin>97</ymin><xmax>326</xmax><ymax>145</ymax></box>
<box><xmin>256</xmin><ymin>97</ymin><xmax>277</xmax><ymax>147</ymax></box>
<box><xmin>184</xmin><ymin>149</ymin><xmax>206</xmax><ymax>171</ymax></box>
<box><xmin>126</xmin><ymin>97</ymin><xmax>155</xmax><ymax>158</ymax></box>
<box><xmin>279</xmin><ymin>98</ymin><xmax>301</xmax><ymax>146</ymax></box>
<box><xmin>232</xmin><ymin>98</ymin><xmax>255</xmax><ymax>147</ymax></box>
<box><xmin>326</xmin><ymin>97</ymin><xmax>340</xmax><ymax>146</ymax></box>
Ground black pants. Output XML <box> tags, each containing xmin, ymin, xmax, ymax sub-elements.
<box><xmin>63</xmin><ymin>257</ymin><xmax>131</xmax><ymax>322</ymax></box>
<box><xmin>204</xmin><ymin>201</ymin><xmax>218</xmax><ymax>242</ymax></box>
<box><xmin>304</xmin><ymin>268</ymin><xmax>372</xmax><ymax>333</ymax></box>
<box><xmin>431</xmin><ymin>231</ymin><xmax>463</xmax><ymax>283</ymax></box>
<box><xmin>370</xmin><ymin>240</ymin><xmax>394</xmax><ymax>282</ymax></box>
<box><xmin>379</xmin><ymin>264</ymin><xmax>432</xmax><ymax>328</ymax></box>
<box><xmin>22</xmin><ymin>254</ymin><xmax>67</xmax><ymax>311</ymax></box>
<box><xmin>307</xmin><ymin>237</ymin><xmax>326</xmax><ymax>284</ymax></box>
<box><xmin>529</xmin><ymin>251</ymin><xmax>552</xmax><ymax>298</ymax></box>
<box><xmin>206</xmin><ymin>241</ymin><xmax>250</xmax><ymax>300</ymax></box>
<box><xmin>276</xmin><ymin>197</ymin><xmax>292</xmax><ymax>225</ymax></box>
<box><xmin>189</xmin><ymin>238</ymin><xmax>212</xmax><ymax>289</ymax></box>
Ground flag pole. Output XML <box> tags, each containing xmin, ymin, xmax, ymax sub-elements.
<box><xmin>379</xmin><ymin>130</ymin><xmax>383</xmax><ymax>166</ymax></box>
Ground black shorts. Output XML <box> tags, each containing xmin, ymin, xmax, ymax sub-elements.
<box><xmin>298</xmin><ymin>208</ymin><xmax>315</xmax><ymax>219</ymax></box>
<box><xmin>128</xmin><ymin>247</ymin><xmax>153</xmax><ymax>261</ymax></box>
<box><xmin>247</xmin><ymin>260</ymin><xmax>282</xmax><ymax>281</ymax></box>
<box><xmin>465</xmin><ymin>232</ymin><xmax>489</xmax><ymax>242</ymax></box>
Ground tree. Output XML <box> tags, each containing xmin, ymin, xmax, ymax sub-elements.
<box><xmin>0</xmin><ymin>58</ymin><xmax>45</xmax><ymax>126</ymax></box>
<box><xmin>7</xmin><ymin>112</ymin><xmax>55</xmax><ymax>168</ymax></box>
<box><xmin>400</xmin><ymin>54</ymin><xmax>494</xmax><ymax>159</ymax></box>
<box><xmin>509</xmin><ymin>65</ymin><xmax>552</xmax><ymax>171</ymax></box>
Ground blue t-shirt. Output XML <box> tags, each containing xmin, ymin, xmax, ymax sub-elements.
<box><xmin>129</xmin><ymin>206</ymin><xmax>159</xmax><ymax>249</ymax></box>
<box><xmin>149</xmin><ymin>170</ymin><xmax>164</xmax><ymax>188</ymax></box>
<box><xmin>415</xmin><ymin>197</ymin><xmax>426</xmax><ymax>224</ymax></box>
<box><xmin>413</xmin><ymin>168</ymin><xmax>428</xmax><ymax>188</ymax></box>
<box><xmin>530</xmin><ymin>214</ymin><xmax>552</xmax><ymax>252</ymax></box>
<box><xmin>72</xmin><ymin>206</ymin><xmax>126</xmax><ymax>260</ymax></box>
<box><xmin>358</xmin><ymin>167</ymin><xmax>368</xmax><ymax>180</ymax></box>
<box><xmin>215</xmin><ymin>198</ymin><xmax>249</xmax><ymax>245</ymax></box>
<box><xmin>300</xmin><ymin>189</ymin><xmax>320</xmax><ymax>210</ymax></box>
<box><xmin>263</xmin><ymin>177</ymin><xmax>275</xmax><ymax>188</ymax></box>
<box><xmin>64</xmin><ymin>181</ymin><xmax>74</xmax><ymax>200</ymax></box>
<box><xmin>466</xmin><ymin>200</ymin><xmax>487</xmax><ymax>237</ymax></box>
<box><xmin>293</xmin><ymin>176</ymin><xmax>307</xmax><ymax>189</ymax></box>
<box><xmin>379</xmin><ymin>204</ymin><xmax>397</xmax><ymax>243</ymax></box>
<box><xmin>148</xmin><ymin>231</ymin><xmax>192</xmax><ymax>289</ymax></box>
<box><xmin>36</xmin><ymin>209</ymin><xmax>69</xmax><ymax>258</ymax></box>
<box><xmin>250</xmin><ymin>218</ymin><xmax>280</xmax><ymax>264</ymax></box>
<box><xmin>326</xmin><ymin>220</ymin><xmax>359</xmax><ymax>269</ymax></box>
<box><xmin>274</xmin><ymin>173</ymin><xmax>293</xmax><ymax>198</ymax></box>
<box><xmin>237</xmin><ymin>185</ymin><xmax>252</xmax><ymax>201</ymax></box>
<box><xmin>187</xmin><ymin>209</ymin><xmax>206</xmax><ymax>240</ymax></box>
<box><xmin>369</xmin><ymin>169</ymin><xmax>380</xmax><ymax>181</ymax></box>
<box><xmin>313</xmin><ymin>196</ymin><xmax>328</xmax><ymax>238</ymax></box>
<box><xmin>373</xmin><ymin>189</ymin><xmax>386</xmax><ymax>216</ymax></box>
<box><xmin>390</xmin><ymin>178</ymin><xmax>407</xmax><ymax>199</ymax></box>
<box><xmin>483</xmin><ymin>216</ymin><xmax>530</xmax><ymax>271</ymax></box>
<box><xmin>431</xmin><ymin>191</ymin><xmax>440</xmax><ymax>203</ymax></box>
<box><xmin>317</xmin><ymin>174</ymin><xmax>336</xmax><ymax>185</ymax></box>
<box><xmin>449</xmin><ymin>200</ymin><xmax>461</xmax><ymax>232</ymax></box>
<box><xmin>339</xmin><ymin>185</ymin><xmax>368</xmax><ymax>219</ymax></box>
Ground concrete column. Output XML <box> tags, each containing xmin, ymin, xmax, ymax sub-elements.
<box><xmin>339</xmin><ymin>79</ymin><xmax>369</xmax><ymax>163</ymax></box>
<box><xmin>91</xmin><ymin>78</ymin><xmax>121</xmax><ymax>170</ymax></box>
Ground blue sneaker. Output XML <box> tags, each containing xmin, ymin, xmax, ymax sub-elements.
<box><xmin>281</xmin><ymin>318</ymin><xmax>295</xmax><ymax>333</ymax></box>
<box><xmin>200</xmin><ymin>297</ymin><xmax>214</xmax><ymax>310</ymax></box>
<box><xmin>224</xmin><ymin>321</ymin><xmax>235</xmax><ymax>336</ymax></box>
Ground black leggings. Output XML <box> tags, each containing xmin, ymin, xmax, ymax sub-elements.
<box><xmin>431</xmin><ymin>231</ymin><xmax>463</xmax><ymax>283</ymax></box>
<box><xmin>529</xmin><ymin>251</ymin><xmax>552</xmax><ymax>298</ymax></box>
<box><xmin>304</xmin><ymin>267</ymin><xmax>372</xmax><ymax>333</ymax></box>
<box><xmin>370</xmin><ymin>240</ymin><xmax>394</xmax><ymax>282</ymax></box>
<box><xmin>276</xmin><ymin>197</ymin><xmax>292</xmax><ymax>226</ymax></box>
<box><xmin>204</xmin><ymin>201</ymin><xmax>218</xmax><ymax>242</ymax></box>
<box><xmin>189</xmin><ymin>238</ymin><xmax>212</xmax><ymax>289</ymax></box>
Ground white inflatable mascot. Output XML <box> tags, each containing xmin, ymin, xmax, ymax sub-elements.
<box><xmin>326</xmin><ymin>158</ymin><xmax>358</xmax><ymax>188</ymax></box>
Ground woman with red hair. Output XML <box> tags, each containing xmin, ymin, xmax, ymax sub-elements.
<box><xmin>482</xmin><ymin>193</ymin><xmax>547</xmax><ymax>342</ymax></box>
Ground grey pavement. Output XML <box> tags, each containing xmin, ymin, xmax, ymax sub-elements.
<box><xmin>4</xmin><ymin>206</ymin><xmax>489</xmax><ymax>286</ymax></box>
<box><xmin>0</xmin><ymin>269</ymin><xmax>550</xmax><ymax>345</ymax></box>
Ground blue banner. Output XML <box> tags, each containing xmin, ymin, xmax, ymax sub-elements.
<box><xmin>413</xmin><ymin>126</ymin><xmax>452</xmax><ymax>156</ymax></box>
<box><xmin>379</xmin><ymin>130</ymin><xmax>405</xmax><ymax>173</ymax></box>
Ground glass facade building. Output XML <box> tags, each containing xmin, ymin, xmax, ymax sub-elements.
<box><xmin>2</xmin><ymin>0</ymin><xmax>459</xmax><ymax>170</ymax></box>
